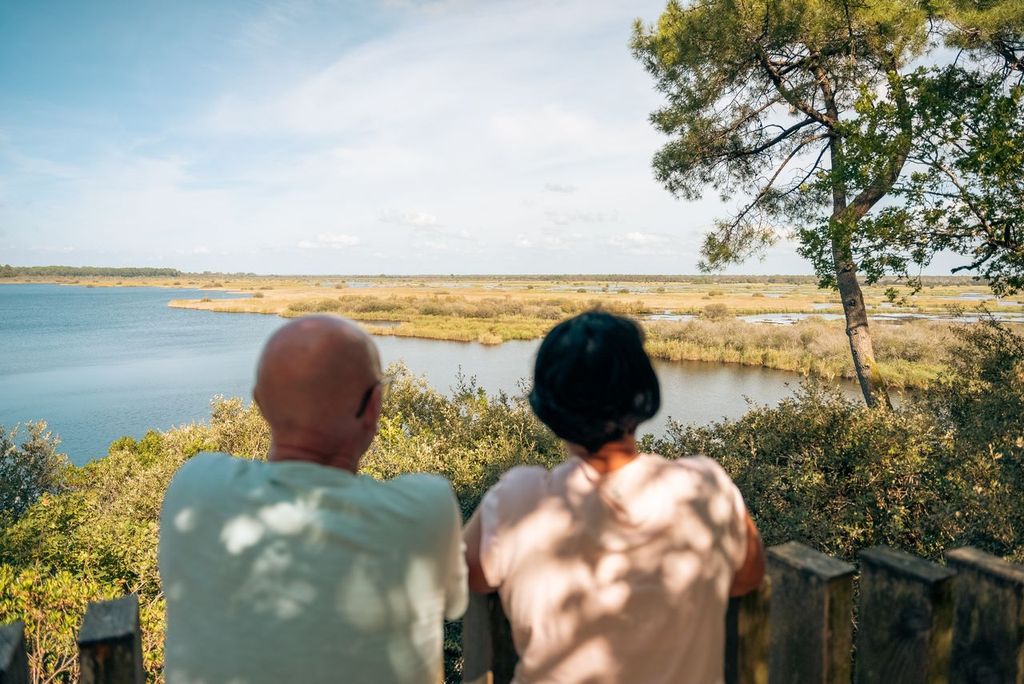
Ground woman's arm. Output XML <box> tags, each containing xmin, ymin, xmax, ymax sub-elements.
<box><xmin>463</xmin><ymin>507</ymin><xmax>498</xmax><ymax>594</ymax></box>
<box><xmin>729</xmin><ymin>512</ymin><xmax>766</xmax><ymax>597</ymax></box>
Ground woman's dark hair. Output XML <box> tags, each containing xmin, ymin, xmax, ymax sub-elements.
<box><xmin>529</xmin><ymin>310</ymin><xmax>660</xmax><ymax>452</ymax></box>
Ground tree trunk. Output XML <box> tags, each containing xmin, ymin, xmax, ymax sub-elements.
<box><xmin>831</xmin><ymin>233</ymin><xmax>891</xmax><ymax>408</ymax></box>
<box><xmin>829</xmin><ymin>137</ymin><xmax>892</xmax><ymax>409</ymax></box>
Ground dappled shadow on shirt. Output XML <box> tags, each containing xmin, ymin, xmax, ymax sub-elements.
<box><xmin>160</xmin><ymin>462</ymin><xmax>458</xmax><ymax>684</ymax></box>
<box><xmin>482</xmin><ymin>456</ymin><xmax>743</xmax><ymax>684</ymax></box>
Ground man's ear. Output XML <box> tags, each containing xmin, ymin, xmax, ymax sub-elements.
<box><xmin>360</xmin><ymin>384</ymin><xmax>383</xmax><ymax>431</ymax></box>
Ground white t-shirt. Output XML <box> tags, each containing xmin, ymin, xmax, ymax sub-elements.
<box><xmin>159</xmin><ymin>452</ymin><xmax>467</xmax><ymax>684</ymax></box>
<box><xmin>479</xmin><ymin>454</ymin><xmax>748</xmax><ymax>684</ymax></box>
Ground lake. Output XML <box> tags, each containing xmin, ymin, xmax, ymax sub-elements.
<box><xmin>0</xmin><ymin>284</ymin><xmax>854</xmax><ymax>464</ymax></box>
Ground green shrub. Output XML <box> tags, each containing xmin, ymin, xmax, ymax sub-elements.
<box><xmin>1</xmin><ymin>321</ymin><xmax>1020</xmax><ymax>682</ymax></box>
<box><xmin>0</xmin><ymin>422</ymin><xmax>70</xmax><ymax>525</ymax></box>
<box><xmin>701</xmin><ymin>303</ymin><xmax>731</xmax><ymax>320</ymax></box>
<box><xmin>285</xmin><ymin>298</ymin><xmax>342</xmax><ymax>314</ymax></box>
<box><xmin>641</xmin><ymin>319</ymin><xmax>1024</xmax><ymax>563</ymax></box>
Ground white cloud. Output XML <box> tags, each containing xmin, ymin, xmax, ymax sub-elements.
<box><xmin>298</xmin><ymin>233</ymin><xmax>361</xmax><ymax>249</ymax></box>
<box><xmin>609</xmin><ymin>231</ymin><xmax>662</xmax><ymax>246</ymax></box>
<box><xmin>5</xmin><ymin>0</ymin><xmax>830</xmax><ymax>275</ymax></box>
<box><xmin>607</xmin><ymin>230</ymin><xmax>678</xmax><ymax>256</ymax></box>
<box><xmin>544</xmin><ymin>182</ymin><xmax>576</xmax><ymax>194</ymax></box>
<box><xmin>545</xmin><ymin>209</ymin><xmax>619</xmax><ymax>226</ymax></box>
<box><xmin>379</xmin><ymin>210</ymin><xmax>440</xmax><ymax>228</ymax></box>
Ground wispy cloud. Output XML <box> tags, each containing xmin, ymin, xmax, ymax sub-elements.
<box><xmin>298</xmin><ymin>233</ymin><xmax>362</xmax><ymax>249</ymax></box>
<box><xmin>607</xmin><ymin>230</ymin><xmax>678</xmax><ymax>256</ymax></box>
<box><xmin>544</xmin><ymin>182</ymin><xmax>577</xmax><ymax>194</ymax></box>
<box><xmin>379</xmin><ymin>210</ymin><xmax>441</xmax><ymax>229</ymax></box>
<box><xmin>1</xmin><ymin>0</ymin><xmax>821</xmax><ymax>274</ymax></box>
<box><xmin>545</xmin><ymin>209</ymin><xmax>619</xmax><ymax>226</ymax></box>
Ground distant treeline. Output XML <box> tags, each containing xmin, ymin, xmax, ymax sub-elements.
<box><xmin>349</xmin><ymin>274</ymin><xmax>986</xmax><ymax>286</ymax></box>
<box><xmin>0</xmin><ymin>265</ymin><xmax>985</xmax><ymax>287</ymax></box>
<box><xmin>0</xmin><ymin>265</ymin><xmax>182</xmax><ymax>278</ymax></box>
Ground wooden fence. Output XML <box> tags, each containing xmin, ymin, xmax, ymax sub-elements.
<box><xmin>462</xmin><ymin>542</ymin><xmax>1024</xmax><ymax>684</ymax></box>
<box><xmin>1</xmin><ymin>542</ymin><xmax>1021</xmax><ymax>683</ymax></box>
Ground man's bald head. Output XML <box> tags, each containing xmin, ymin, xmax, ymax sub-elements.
<box><xmin>254</xmin><ymin>316</ymin><xmax>382</xmax><ymax>468</ymax></box>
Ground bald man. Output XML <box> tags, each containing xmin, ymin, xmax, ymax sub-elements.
<box><xmin>158</xmin><ymin>316</ymin><xmax>468</xmax><ymax>684</ymax></box>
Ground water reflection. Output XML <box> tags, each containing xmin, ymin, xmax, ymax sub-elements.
<box><xmin>373</xmin><ymin>337</ymin><xmax>859</xmax><ymax>438</ymax></box>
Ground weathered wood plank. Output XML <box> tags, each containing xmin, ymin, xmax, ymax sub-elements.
<box><xmin>946</xmin><ymin>547</ymin><xmax>1024</xmax><ymax>684</ymax></box>
<box><xmin>462</xmin><ymin>593</ymin><xmax>517</xmax><ymax>684</ymax></box>
<box><xmin>77</xmin><ymin>594</ymin><xmax>144</xmax><ymax>684</ymax></box>
<box><xmin>725</xmin><ymin>577</ymin><xmax>771</xmax><ymax>684</ymax></box>
<box><xmin>0</xmin><ymin>621</ymin><xmax>29</xmax><ymax>684</ymax></box>
<box><xmin>767</xmin><ymin>541</ymin><xmax>855</xmax><ymax>684</ymax></box>
<box><xmin>487</xmin><ymin>594</ymin><xmax>516</xmax><ymax>684</ymax></box>
<box><xmin>855</xmin><ymin>546</ymin><xmax>956</xmax><ymax>684</ymax></box>
<box><xmin>462</xmin><ymin>593</ymin><xmax>494</xmax><ymax>684</ymax></box>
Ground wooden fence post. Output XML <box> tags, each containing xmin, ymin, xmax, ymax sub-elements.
<box><xmin>725</xmin><ymin>578</ymin><xmax>771</xmax><ymax>684</ymax></box>
<box><xmin>462</xmin><ymin>593</ymin><xmax>517</xmax><ymax>684</ymax></box>
<box><xmin>855</xmin><ymin>546</ymin><xmax>956</xmax><ymax>684</ymax></box>
<box><xmin>462</xmin><ymin>593</ymin><xmax>493</xmax><ymax>684</ymax></box>
<box><xmin>767</xmin><ymin>541</ymin><xmax>855</xmax><ymax>684</ymax></box>
<box><xmin>77</xmin><ymin>594</ymin><xmax>144</xmax><ymax>684</ymax></box>
<box><xmin>946</xmin><ymin>547</ymin><xmax>1024</xmax><ymax>684</ymax></box>
<box><xmin>0</xmin><ymin>621</ymin><xmax>29</xmax><ymax>684</ymax></box>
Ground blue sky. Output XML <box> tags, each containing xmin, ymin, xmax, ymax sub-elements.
<box><xmin>0</xmin><ymin>0</ymin><xmax>952</xmax><ymax>275</ymax></box>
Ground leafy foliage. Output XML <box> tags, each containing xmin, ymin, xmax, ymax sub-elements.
<box><xmin>945</xmin><ymin>0</ymin><xmax>1024</xmax><ymax>75</ymax></box>
<box><xmin>0</xmin><ymin>566</ymin><xmax>119</xmax><ymax>684</ymax></box>
<box><xmin>0</xmin><ymin>365</ymin><xmax>560</xmax><ymax>682</ymax></box>
<box><xmin>643</xmin><ymin>318</ymin><xmax>1024</xmax><ymax>563</ymax></box>
<box><xmin>0</xmin><ymin>423</ymin><xmax>70</xmax><ymax>525</ymax></box>
<box><xmin>631</xmin><ymin>0</ymin><xmax>929</xmax><ymax>273</ymax></box>
<box><xmin>632</xmin><ymin>0</ymin><xmax>1023</xmax><ymax>403</ymax></box>
<box><xmin>858</xmin><ymin>69</ymin><xmax>1024</xmax><ymax>294</ymax></box>
<box><xmin>1</xmin><ymin>325</ymin><xmax>1022</xmax><ymax>680</ymax></box>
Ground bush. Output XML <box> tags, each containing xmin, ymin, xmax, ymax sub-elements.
<box><xmin>701</xmin><ymin>303</ymin><xmax>731</xmax><ymax>320</ymax></box>
<box><xmin>641</xmin><ymin>319</ymin><xmax>1024</xmax><ymax>563</ymax></box>
<box><xmin>2</xmin><ymin>322</ymin><xmax>1021</xmax><ymax>681</ymax></box>
<box><xmin>0</xmin><ymin>368</ymin><xmax>561</xmax><ymax>682</ymax></box>
<box><xmin>285</xmin><ymin>298</ymin><xmax>342</xmax><ymax>314</ymax></box>
<box><xmin>0</xmin><ymin>422</ymin><xmax>70</xmax><ymax>525</ymax></box>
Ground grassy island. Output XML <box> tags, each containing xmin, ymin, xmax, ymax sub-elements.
<box><xmin>8</xmin><ymin>273</ymin><xmax>1022</xmax><ymax>390</ymax></box>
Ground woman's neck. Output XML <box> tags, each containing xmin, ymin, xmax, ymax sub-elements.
<box><xmin>570</xmin><ymin>435</ymin><xmax>639</xmax><ymax>475</ymax></box>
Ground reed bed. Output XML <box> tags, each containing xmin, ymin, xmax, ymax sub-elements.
<box><xmin>645</xmin><ymin>319</ymin><xmax>951</xmax><ymax>389</ymax></box>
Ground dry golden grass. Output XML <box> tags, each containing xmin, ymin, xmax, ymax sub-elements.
<box><xmin>10</xmin><ymin>274</ymin><xmax>1022</xmax><ymax>389</ymax></box>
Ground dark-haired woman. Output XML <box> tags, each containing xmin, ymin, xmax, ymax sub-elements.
<box><xmin>463</xmin><ymin>311</ymin><xmax>765</xmax><ymax>684</ymax></box>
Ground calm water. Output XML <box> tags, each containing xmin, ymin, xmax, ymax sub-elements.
<box><xmin>1</xmin><ymin>284</ymin><xmax>853</xmax><ymax>464</ymax></box>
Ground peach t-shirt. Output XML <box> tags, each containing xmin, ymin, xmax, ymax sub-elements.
<box><xmin>479</xmin><ymin>454</ymin><xmax>748</xmax><ymax>684</ymax></box>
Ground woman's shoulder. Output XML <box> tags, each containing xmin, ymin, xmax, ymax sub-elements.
<box><xmin>639</xmin><ymin>453</ymin><xmax>735</xmax><ymax>487</ymax></box>
<box><xmin>482</xmin><ymin>462</ymin><xmax>564</xmax><ymax>515</ymax></box>
<box><xmin>494</xmin><ymin>463</ymin><xmax>554</xmax><ymax>492</ymax></box>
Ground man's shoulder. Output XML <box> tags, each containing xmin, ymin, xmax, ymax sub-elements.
<box><xmin>384</xmin><ymin>472</ymin><xmax>458</xmax><ymax>508</ymax></box>
<box><xmin>165</xmin><ymin>451</ymin><xmax>254</xmax><ymax>501</ymax></box>
<box><xmin>171</xmin><ymin>450</ymin><xmax>243</xmax><ymax>480</ymax></box>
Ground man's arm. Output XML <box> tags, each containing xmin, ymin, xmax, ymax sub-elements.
<box><xmin>443</xmin><ymin>490</ymin><xmax>470</xmax><ymax>620</ymax></box>
<box><xmin>729</xmin><ymin>511</ymin><xmax>766</xmax><ymax>597</ymax></box>
<box><xmin>463</xmin><ymin>507</ymin><xmax>497</xmax><ymax>594</ymax></box>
